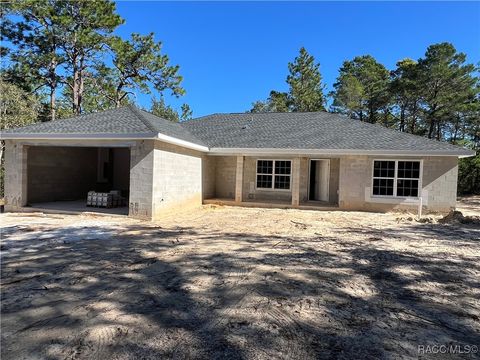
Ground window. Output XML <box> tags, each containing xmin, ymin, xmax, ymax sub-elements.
<box><xmin>256</xmin><ymin>160</ymin><xmax>291</xmax><ymax>190</ymax></box>
<box><xmin>372</xmin><ymin>160</ymin><xmax>421</xmax><ymax>197</ymax></box>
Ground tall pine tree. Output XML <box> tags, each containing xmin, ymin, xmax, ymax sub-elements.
<box><xmin>286</xmin><ymin>47</ymin><xmax>326</xmax><ymax>112</ymax></box>
<box><xmin>332</xmin><ymin>55</ymin><xmax>390</xmax><ymax>123</ymax></box>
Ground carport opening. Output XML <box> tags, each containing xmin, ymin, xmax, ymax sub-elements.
<box><xmin>27</xmin><ymin>146</ymin><xmax>130</xmax><ymax>215</ymax></box>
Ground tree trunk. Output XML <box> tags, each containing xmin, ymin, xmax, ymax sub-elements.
<box><xmin>50</xmin><ymin>87</ymin><xmax>56</xmax><ymax>121</ymax></box>
<box><xmin>436</xmin><ymin>120</ymin><xmax>442</xmax><ymax>140</ymax></box>
<box><xmin>452</xmin><ymin>126</ymin><xmax>458</xmax><ymax>143</ymax></box>
<box><xmin>115</xmin><ymin>85</ymin><xmax>122</xmax><ymax>108</ymax></box>
<box><xmin>428</xmin><ymin>116</ymin><xmax>436</xmax><ymax>139</ymax></box>
<box><xmin>48</xmin><ymin>56</ymin><xmax>58</xmax><ymax>121</ymax></box>
<box><xmin>72</xmin><ymin>64</ymin><xmax>79</xmax><ymax>114</ymax></box>
<box><xmin>399</xmin><ymin>107</ymin><xmax>405</xmax><ymax>132</ymax></box>
<box><xmin>410</xmin><ymin>116</ymin><xmax>417</xmax><ymax>134</ymax></box>
<box><xmin>78</xmin><ymin>65</ymin><xmax>84</xmax><ymax>114</ymax></box>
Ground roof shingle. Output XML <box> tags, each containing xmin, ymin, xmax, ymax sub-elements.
<box><xmin>1</xmin><ymin>106</ymin><xmax>474</xmax><ymax>156</ymax></box>
<box><xmin>2</xmin><ymin>105</ymin><xmax>206</xmax><ymax>146</ymax></box>
<box><xmin>182</xmin><ymin>112</ymin><xmax>474</xmax><ymax>155</ymax></box>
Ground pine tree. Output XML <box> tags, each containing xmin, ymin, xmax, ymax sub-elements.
<box><xmin>332</xmin><ymin>55</ymin><xmax>390</xmax><ymax>123</ymax></box>
<box><xmin>389</xmin><ymin>58</ymin><xmax>422</xmax><ymax>133</ymax></box>
<box><xmin>2</xmin><ymin>0</ymin><xmax>65</xmax><ymax>120</ymax></box>
<box><xmin>150</xmin><ymin>97</ymin><xmax>180</xmax><ymax>122</ymax></box>
<box><xmin>55</xmin><ymin>0</ymin><xmax>123</xmax><ymax>115</ymax></box>
<box><xmin>286</xmin><ymin>47</ymin><xmax>326</xmax><ymax>112</ymax></box>
<box><xmin>417</xmin><ymin>42</ymin><xmax>477</xmax><ymax>139</ymax></box>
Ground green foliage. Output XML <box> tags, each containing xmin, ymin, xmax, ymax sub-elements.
<box><xmin>2</xmin><ymin>0</ymin><xmax>187</xmax><ymax>119</ymax></box>
<box><xmin>99</xmin><ymin>33</ymin><xmax>184</xmax><ymax>108</ymax></box>
<box><xmin>417</xmin><ymin>42</ymin><xmax>478</xmax><ymax>140</ymax></box>
<box><xmin>250</xmin><ymin>47</ymin><xmax>325</xmax><ymax>113</ymax></box>
<box><xmin>180</xmin><ymin>103</ymin><xmax>193</xmax><ymax>121</ymax></box>
<box><xmin>332</xmin><ymin>55</ymin><xmax>390</xmax><ymax>123</ymax></box>
<box><xmin>458</xmin><ymin>154</ymin><xmax>480</xmax><ymax>195</ymax></box>
<box><xmin>55</xmin><ymin>0</ymin><xmax>123</xmax><ymax>115</ymax></box>
<box><xmin>0</xmin><ymin>79</ymin><xmax>40</xmax><ymax>198</ymax></box>
<box><xmin>389</xmin><ymin>58</ymin><xmax>423</xmax><ymax>133</ymax></box>
<box><xmin>250</xmin><ymin>91</ymin><xmax>290</xmax><ymax>113</ymax></box>
<box><xmin>2</xmin><ymin>0</ymin><xmax>66</xmax><ymax>120</ymax></box>
<box><xmin>150</xmin><ymin>97</ymin><xmax>180</xmax><ymax>122</ymax></box>
<box><xmin>330</xmin><ymin>74</ymin><xmax>364</xmax><ymax>119</ymax></box>
<box><xmin>287</xmin><ymin>47</ymin><xmax>326</xmax><ymax>112</ymax></box>
<box><xmin>0</xmin><ymin>79</ymin><xmax>39</xmax><ymax>130</ymax></box>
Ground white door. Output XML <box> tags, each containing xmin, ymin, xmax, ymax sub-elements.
<box><xmin>312</xmin><ymin>160</ymin><xmax>330</xmax><ymax>202</ymax></box>
<box><xmin>318</xmin><ymin>160</ymin><xmax>330</xmax><ymax>202</ymax></box>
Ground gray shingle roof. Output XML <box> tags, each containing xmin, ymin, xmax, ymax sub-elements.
<box><xmin>2</xmin><ymin>105</ymin><xmax>206</xmax><ymax>146</ymax></box>
<box><xmin>182</xmin><ymin>112</ymin><xmax>474</xmax><ymax>155</ymax></box>
<box><xmin>1</xmin><ymin>106</ymin><xmax>474</xmax><ymax>156</ymax></box>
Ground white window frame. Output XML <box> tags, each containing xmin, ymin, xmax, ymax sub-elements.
<box><xmin>256</xmin><ymin>159</ymin><xmax>292</xmax><ymax>191</ymax></box>
<box><xmin>371</xmin><ymin>159</ymin><xmax>423</xmax><ymax>198</ymax></box>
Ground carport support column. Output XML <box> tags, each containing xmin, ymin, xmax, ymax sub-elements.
<box><xmin>292</xmin><ymin>157</ymin><xmax>300</xmax><ymax>207</ymax></box>
<box><xmin>235</xmin><ymin>156</ymin><xmax>244</xmax><ymax>203</ymax></box>
<box><xmin>4</xmin><ymin>142</ymin><xmax>28</xmax><ymax>210</ymax></box>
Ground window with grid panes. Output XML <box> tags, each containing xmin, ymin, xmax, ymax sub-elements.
<box><xmin>372</xmin><ymin>160</ymin><xmax>420</xmax><ymax>197</ymax></box>
<box><xmin>256</xmin><ymin>160</ymin><xmax>291</xmax><ymax>190</ymax></box>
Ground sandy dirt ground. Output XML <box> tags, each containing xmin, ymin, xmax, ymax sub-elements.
<box><xmin>1</xmin><ymin>198</ymin><xmax>479</xmax><ymax>359</ymax></box>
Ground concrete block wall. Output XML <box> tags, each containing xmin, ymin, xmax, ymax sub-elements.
<box><xmin>151</xmin><ymin>141</ymin><xmax>203</xmax><ymax>218</ymax></box>
<box><xmin>113</xmin><ymin>148</ymin><xmax>131</xmax><ymax>192</ymax></box>
<box><xmin>299</xmin><ymin>157</ymin><xmax>309</xmax><ymax>203</ymax></box>
<box><xmin>202</xmin><ymin>155</ymin><xmax>216</xmax><ymax>199</ymax></box>
<box><xmin>3</xmin><ymin>140</ymin><xmax>28</xmax><ymax>210</ymax></box>
<box><xmin>329</xmin><ymin>159</ymin><xmax>340</xmax><ymax>204</ymax></box>
<box><xmin>27</xmin><ymin>146</ymin><xmax>97</xmax><ymax>203</ymax></box>
<box><xmin>207</xmin><ymin>156</ymin><xmax>341</xmax><ymax>205</ymax></box>
<box><xmin>422</xmin><ymin>156</ymin><xmax>458</xmax><ymax>210</ymax></box>
<box><xmin>214</xmin><ymin>156</ymin><xmax>236</xmax><ymax>199</ymax></box>
<box><xmin>242</xmin><ymin>157</ymin><xmax>292</xmax><ymax>202</ymax></box>
<box><xmin>298</xmin><ymin>157</ymin><xmax>339</xmax><ymax>204</ymax></box>
<box><xmin>338</xmin><ymin>155</ymin><xmax>459</xmax><ymax>212</ymax></box>
<box><xmin>338</xmin><ymin>156</ymin><xmax>370</xmax><ymax>210</ymax></box>
<box><xmin>128</xmin><ymin>140</ymin><xmax>155</xmax><ymax>219</ymax></box>
<box><xmin>4</xmin><ymin>139</ymin><xmax>148</xmax><ymax>216</ymax></box>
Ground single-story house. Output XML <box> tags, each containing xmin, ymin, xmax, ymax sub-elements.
<box><xmin>1</xmin><ymin>105</ymin><xmax>475</xmax><ymax>220</ymax></box>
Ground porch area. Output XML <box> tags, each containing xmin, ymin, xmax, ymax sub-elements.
<box><xmin>204</xmin><ymin>198</ymin><xmax>339</xmax><ymax>211</ymax></box>
<box><xmin>203</xmin><ymin>155</ymin><xmax>340</xmax><ymax>210</ymax></box>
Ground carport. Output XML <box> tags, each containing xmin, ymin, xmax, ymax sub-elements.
<box><xmin>26</xmin><ymin>145</ymin><xmax>130</xmax><ymax>215</ymax></box>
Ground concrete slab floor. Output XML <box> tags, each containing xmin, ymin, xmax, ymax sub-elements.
<box><xmin>25</xmin><ymin>200</ymin><xmax>128</xmax><ymax>216</ymax></box>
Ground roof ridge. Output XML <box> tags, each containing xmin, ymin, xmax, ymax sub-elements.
<box><xmin>127</xmin><ymin>105</ymin><xmax>158</xmax><ymax>133</ymax></box>
<box><xmin>188</xmin><ymin>110</ymin><xmax>337</xmax><ymax>122</ymax></box>
<box><xmin>132</xmin><ymin>106</ymin><xmax>208</xmax><ymax>147</ymax></box>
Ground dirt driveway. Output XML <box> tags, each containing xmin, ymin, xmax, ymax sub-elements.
<box><xmin>1</xmin><ymin>200</ymin><xmax>479</xmax><ymax>359</ymax></box>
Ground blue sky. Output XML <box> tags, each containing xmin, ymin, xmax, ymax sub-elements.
<box><xmin>115</xmin><ymin>1</ymin><xmax>480</xmax><ymax>117</ymax></box>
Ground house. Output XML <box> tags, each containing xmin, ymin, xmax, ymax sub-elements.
<box><xmin>1</xmin><ymin>105</ymin><xmax>474</xmax><ymax>220</ymax></box>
